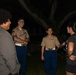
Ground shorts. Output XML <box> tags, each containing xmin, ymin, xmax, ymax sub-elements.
<box><xmin>66</xmin><ymin>64</ymin><xmax>76</xmax><ymax>73</ymax></box>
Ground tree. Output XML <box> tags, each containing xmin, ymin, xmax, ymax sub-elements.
<box><xmin>17</xmin><ymin>0</ymin><xmax>76</xmax><ymax>36</ymax></box>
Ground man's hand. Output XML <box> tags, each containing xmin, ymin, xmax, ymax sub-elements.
<box><xmin>19</xmin><ymin>37</ymin><xmax>25</xmax><ymax>41</ymax></box>
<box><xmin>62</xmin><ymin>42</ymin><xmax>66</xmax><ymax>46</ymax></box>
<box><xmin>41</xmin><ymin>55</ymin><xmax>44</xmax><ymax>61</ymax></box>
<box><xmin>69</xmin><ymin>55</ymin><xmax>76</xmax><ymax>61</ymax></box>
<box><xmin>19</xmin><ymin>37</ymin><xmax>29</xmax><ymax>42</ymax></box>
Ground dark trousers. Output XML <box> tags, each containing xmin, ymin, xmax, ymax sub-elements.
<box><xmin>16</xmin><ymin>46</ymin><xmax>27</xmax><ymax>75</ymax></box>
<box><xmin>44</xmin><ymin>50</ymin><xmax>57</xmax><ymax>75</ymax></box>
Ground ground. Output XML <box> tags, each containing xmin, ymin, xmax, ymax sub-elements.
<box><xmin>25</xmin><ymin>43</ymin><xmax>66</xmax><ymax>75</ymax></box>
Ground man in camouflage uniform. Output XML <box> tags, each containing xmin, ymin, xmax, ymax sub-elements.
<box><xmin>12</xmin><ymin>18</ymin><xmax>29</xmax><ymax>75</ymax></box>
<box><xmin>41</xmin><ymin>27</ymin><xmax>60</xmax><ymax>75</ymax></box>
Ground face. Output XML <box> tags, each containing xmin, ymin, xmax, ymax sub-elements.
<box><xmin>3</xmin><ymin>19</ymin><xmax>11</xmax><ymax>30</ymax></box>
<box><xmin>18</xmin><ymin>19</ymin><xmax>24</xmax><ymax>28</ymax></box>
<box><xmin>46</xmin><ymin>28</ymin><xmax>53</xmax><ymax>35</ymax></box>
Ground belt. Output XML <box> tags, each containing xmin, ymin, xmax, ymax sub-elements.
<box><xmin>45</xmin><ymin>48</ymin><xmax>56</xmax><ymax>51</ymax></box>
<box><xmin>15</xmin><ymin>43</ymin><xmax>26</xmax><ymax>46</ymax></box>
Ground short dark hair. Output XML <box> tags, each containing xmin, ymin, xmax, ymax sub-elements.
<box><xmin>18</xmin><ymin>18</ymin><xmax>24</xmax><ymax>22</ymax></box>
<box><xmin>46</xmin><ymin>26</ymin><xmax>53</xmax><ymax>31</ymax></box>
<box><xmin>0</xmin><ymin>9</ymin><xmax>12</xmax><ymax>24</ymax></box>
<box><xmin>67</xmin><ymin>22</ymin><xmax>76</xmax><ymax>32</ymax></box>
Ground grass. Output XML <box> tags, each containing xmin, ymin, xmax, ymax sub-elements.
<box><xmin>26</xmin><ymin>50</ymin><xmax>66</xmax><ymax>75</ymax></box>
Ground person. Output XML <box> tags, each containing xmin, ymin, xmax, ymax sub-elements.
<box><xmin>0</xmin><ymin>9</ymin><xmax>20</xmax><ymax>75</ymax></box>
<box><xmin>12</xmin><ymin>18</ymin><xmax>30</xmax><ymax>75</ymax></box>
<box><xmin>66</xmin><ymin>22</ymin><xmax>76</xmax><ymax>75</ymax></box>
<box><xmin>41</xmin><ymin>27</ymin><xmax>60</xmax><ymax>75</ymax></box>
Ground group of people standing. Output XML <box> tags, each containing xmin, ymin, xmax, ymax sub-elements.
<box><xmin>0</xmin><ymin>9</ymin><xmax>76</xmax><ymax>75</ymax></box>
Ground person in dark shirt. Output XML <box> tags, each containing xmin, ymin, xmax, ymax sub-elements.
<box><xmin>66</xmin><ymin>22</ymin><xmax>76</xmax><ymax>75</ymax></box>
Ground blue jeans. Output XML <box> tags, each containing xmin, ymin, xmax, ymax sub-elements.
<box><xmin>44</xmin><ymin>50</ymin><xmax>57</xmax><ymax>75</ymax></box>
<box><xmin>16</xmin><ymin>46</ymin><xmax>27</xmax><ymax>75</ymax></box>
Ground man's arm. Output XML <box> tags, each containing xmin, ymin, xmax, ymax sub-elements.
<box><xmin>67</xmin><ymin>42</ymin><xmax>74</xmax><ymax>57</ymax></box>
<box><xmin>13</xmin><ymin>36</ymin><xmax>26</xmax><ymax>43</ymax></box>
<box><xmin>24</xmin><ymin>30</ymin><xmax>30</xmax><ymax>42</ymax></box>
<box><xmin>0</xmin><ymin>35</ymin><xmax>20</xmax><ymax>74</ymax></box>
<box><xmin>11</xmin><ymin>29</ymin><xmax>25</xmax><ymax>43</ymax></box>
<box><xmin>67</xmin><ymin>42</ymin><xmax>76</xmax><ymax>60</ymax></box>
<box><xmin>41</xmin><ymin>45</ymin><xmax>45</xmax><ymax>61</ymax></box>
<box><xmin>12</xmin><ymin>30</ymin><xmax>29</xmax><ymax>43</ymax></box>
<box><xmin>55</xmin><ymin>37</ymin><xmax>60</xmax><ymax>49</ymax></box>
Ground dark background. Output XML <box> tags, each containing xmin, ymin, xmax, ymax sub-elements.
<box><xmin>0</xmin><ymin>0</ymin><xmax>76</xmax><ymax>42</ymax></box>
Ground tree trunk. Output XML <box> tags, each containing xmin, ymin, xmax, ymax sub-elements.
<box><xmin>58</xmin><ymin>11</ymin><xmax>76</xmax><ymax>29</ymax></box>
<box><xmin>17</xmin><ymin>0</ymin><xmax>48</xmax><ymax>29</ymax></box>
<box><xmin>49</xmin><ymin>0</ymin><xmax>57</xmax><ymax>22</ymax></box>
